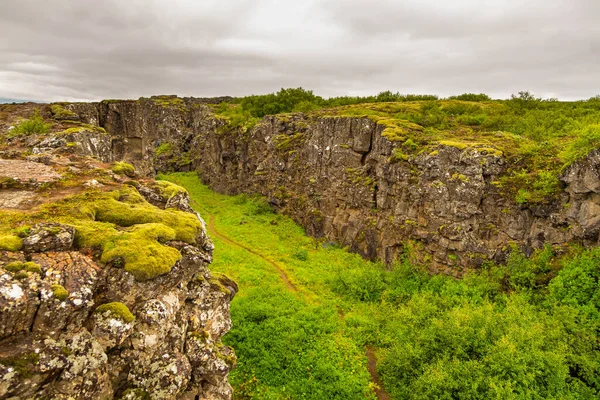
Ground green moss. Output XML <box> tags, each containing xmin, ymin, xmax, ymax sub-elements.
<box><xmin>0</xmin><ymin>235</ymin><xmax>22</xmax><ymax>251</ymax></box>
<box><xmin>155</xmin><ymin>142</ymin><xmax>173</xmax><ymax>156</ymax></box>
<box><xmin>151</xmin><ymin>96</ymin><xmax>188</xmax><ymax>112</ymax></box>
<box><xmin>389</xmin><ymin>148</ymin><xmax>409</xmax><ymax>163</ymax></box>
<box><xmin>5</xmin><ymin>261</ymin><xmax>42</xmax><ymax>274</ymax></box>
<box><xmin>0</xmin><ymin>185</ymin><xmax>201</xmax><ymax>282</ymax></box>
<box><xmin>50</xmin><ymin>104</ymin><xmax>78</xmax><ymax>119</ymax></box>
<box><xmin>438</xmin><ymin>140</ymin><xmax>469</xmax><ymax>150</ymax></box>
<box><xmin>275</xmin><ymin>132</ymin><xmax>306</xmax><ymax>151</ymax></box>
<box><xmin>57</xmin><ymin>124</ymin><xmax>106</xmax><ymax>135</ymax></box>
<box><xmin>111</xmin><ymin>162</ymin><xmax>135</xmax><ymax>177</ymax></box>
<box><xmin>378</xmin><ymin>118</ymin><xmax>424</xmax><ymax>142</ymax></box>
<box><xmin>0</xmin><ymin>353</ymin><xmax>40</xmax><ymax>378</ymax></box>
<box><xmin>451</xmin><ymin>173</ymin><xmax>469</xmax><ymax>183</ymax></box>
<box><xmin>51</xmin><ymin>284</ymin><xmax>69</xmax><ymax>301</ymax></box>
<box><xmin>209</xmin><ymin>272</ymin><xmax>234</xmax><ymax>295</ymax></box>
<box><xmin>100</xmin><ymin>223</ymin><xmax>182</xmax><ymax>280</ymax></box>
<box><xmin>96</xmin><ymin>302</ymin><xmax>135</xmax><ymax>323</ymax></box>
<box><xmin>153</xmin><ymin>180</ymin><xmax>188</xmax><ymax>200</ymax></box>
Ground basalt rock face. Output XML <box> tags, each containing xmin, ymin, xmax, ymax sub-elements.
<box><xmin>186</xmin><ymin>115</ymin><xmax>580</xmax><ymax>274</ymax></box>
<box><xmin>0</xmin><ymin>158</ymin><xmax>237</xmax><ymax>398</ymax></box>
<box><xmin>62</xmin><ymin>100</ymin><xmax>597</xmax><ymax>273</ymax></box>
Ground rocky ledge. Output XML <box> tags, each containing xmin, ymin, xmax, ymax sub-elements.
<box><xmin>0</xmin><ymin>121</ymin><xmax>237</xmax><ymax>399</ymax></box>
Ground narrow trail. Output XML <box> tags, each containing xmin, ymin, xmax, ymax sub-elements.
<box><xmin>206</xmin><ymin>215</ymin><xmax>298</xmax><ymax>292</ymax></box>
<box><xmin>366</xmin><ymin>347</ymin><xmax>392</xmax><ymax>400</ymax></box>
<box><xmin>337</xmin><ymin>308</ymin><xmax>392</xmax><ymax>400</ymax></box>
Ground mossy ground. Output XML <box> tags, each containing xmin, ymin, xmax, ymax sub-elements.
<box><xmin>163</xmin><ymin>172</ymin><xmax>600</xmax><ymax>400</ymax></box>
<box><xmin>50</xmin><ymin>104</ymin><xmax>78</xmax><ymax>119</ymax></box>
<box><xmin>0</xmin><ymin>182</ymin><xmax>200</xmax><ymax>281</ymax></box>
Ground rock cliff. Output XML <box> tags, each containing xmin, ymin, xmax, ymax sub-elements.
<box><xmin>0</xmin><ymin>103</ymin><xmax>236</xmax><ymax>399</ymax></box>
<box><xmin>50</xmin><ymin>98</ymin><xmax>599</xmax><ymax>275</ymax></box>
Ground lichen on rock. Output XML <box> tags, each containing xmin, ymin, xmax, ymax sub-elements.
<box><xmin>0</xmin><ymin>106</ymin><xmax>237</xmax><ymax>398</ymax></box>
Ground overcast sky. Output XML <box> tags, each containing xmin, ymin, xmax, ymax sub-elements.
<box><xmin>0</xmin><ymin>0</ymin><xmax>598</xmax><ymax>102</ymax></box>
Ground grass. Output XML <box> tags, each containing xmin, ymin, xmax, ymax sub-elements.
<box><xmin>162</xmin><ymin>172</ymin><xmax>375</xmax><ymax>399</ymax></box>
<box><xmin>162</xmin><ymin>172</ymin><xmax>600</xmax><ymax>400</ymax></box>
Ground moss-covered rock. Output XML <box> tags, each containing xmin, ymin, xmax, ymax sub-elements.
<box><xmin>5</xmin><ymin>261</ymin><xmax>42</xmax><ymax>274</ymax></box>
<box><xmin>50</xmin><ymin>104</ymin><xmax>78</xmax><ymax>120</ymax></box>
<box><xmin>111</xmin><ymin>161</ymin><xmax>135</xmax><ymax>177</ymax></box>
<box><xmin>50</xmin><ymin>284</ymin><xmax>69</xmax><ymax>301</ymax></box>
<box><xmin>95</xmin><ymin>302</ymin><xmax>135</xmax><ymax>322</ymax></box>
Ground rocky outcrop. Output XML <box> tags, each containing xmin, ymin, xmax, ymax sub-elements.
<box><xmin>0</xmin><ymin>188</ymin><xmax>236</xmax><ymax>399</ymax></box>
<box><xmin>57</xmin><ymin>99</ymin><xmax>597</xmax><ymax>273</ymax></box>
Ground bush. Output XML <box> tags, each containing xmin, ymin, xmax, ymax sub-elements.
<box><xmin>10</xmin><ymin>110</ymin><xmax>49</xmax><ymax>136</ymax></box>
<box><xmin>559</xmin><ymin>125</ymin><xmax>600</xmax><ymax>167</ymax></box>
<box><xmin>292</xmin><ymin>248</ymin><xmax>308</xmax><ymax>261</ymax></box>
<box><xmin>448</xmin><ymin>93</ymin><xmax>492</xmax><ymax>102</ymax></box>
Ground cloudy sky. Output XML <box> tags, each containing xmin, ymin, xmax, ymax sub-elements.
<box><xmin>0</xmin><ymin>0</ymin><xmax>598</xmax><ymax>102</ymax></box>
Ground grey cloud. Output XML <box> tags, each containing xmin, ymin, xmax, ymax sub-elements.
<box><xmin>0</xmin><ymin>0</ymin><xmax>598</xmax><ymax>101</ymax></box>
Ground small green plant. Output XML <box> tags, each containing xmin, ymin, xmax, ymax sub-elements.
<box><xmin>292</xmin><ymin>248</ymin><xmax>309</xmax><ymax>261</ymax></box>
<box><xmin>9</xmin><ymin>110</ymin><xmax>49</xmax><ymax>136</ymax></box>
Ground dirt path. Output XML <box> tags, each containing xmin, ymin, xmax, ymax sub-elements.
<box><xmin>337</xmin><ymin>308</ymin><xmax>392</xmax><ymax>400</ymax></box>
<box><xmin>206</xmin><ymin>215</ymin><xmax>298</xmax><ymax>292</ymax></box>
<box><xmin>366</xmin><ymin>346</ymin><xmax>392</xmax><ymax>400</ymax></box>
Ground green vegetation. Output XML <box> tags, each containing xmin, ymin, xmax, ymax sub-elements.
<box><xmin>50</xmin><ymin>104</ymin><xmax>78</xmax><ymax>119</ymax></box>
<box><xmin>96</xmin><ymin>302</ymin><xmax>135</xmax><ymax>322</ymax></box>
<box><xmin>111</xmin><ymin>161</ymin><xmax>135</xmax><ymax>177</ymax></box>
<box><xmin>100</xmin><ymin>223</ymin><xmax>182</xmax><ymax>280</ymax></box>
<box><xmin>51</xmin><ymin>284</ymin><xmax>69</xmax><ymax>301</ymax></box>
<box><xmin>57</xmin><ymin>123</ymin><xmax>107</xmax><ymax>135</ymax></box>
<box><xmin>0</xmin><ymin>353</ymin><xmax>40</xmax><ymax>378</ymax></box>
<box><xmin>0</xmin><ymin>234</ymin><xmax>22</xmax><ymax>251</ymax></box>
<box><xmin>9</xmin><ymin>110</ymin><xmax>49</xmax><ymax>136</ymax></box>
<box><xmin>0</xmin><ymin>185</ymin><xmax>202</xmax><ymax>281</ymax></box>
<box><xmin>163</xmin><ymin>172</ymin><xmax>600</xmax><ymax>400</ymax></box>
<box><xmin>213</xmin><ymin>89</ymin><xmax>600</xmax><ymax>205</ymax></box>
<box><xmin>212</xmin><ymin>102</ymin><xmax>260</xmax><ymax>134</ymax></box>
<box><xmin>5</xmin><ymin>261</ymin><xmax>41</xmax><ymax>274</ymax></box>
<box><xmin>154</xmin><ymin>142</ymin><xmax>173</xmax><ymax>156</ymax></box>
<box><xmin>152</xmin><ymin>179</ymin><xmax>188</xmax><ymax>200</ymax></box>
<box><xmin>150</xmin><ymin>95</ymin><xmax>187</xmax><ymax>112</ymax></box>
